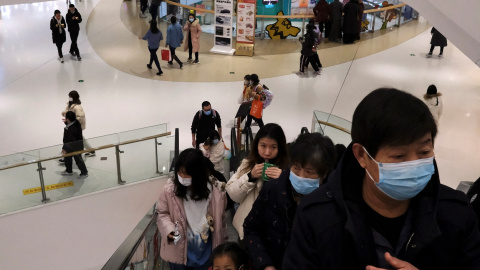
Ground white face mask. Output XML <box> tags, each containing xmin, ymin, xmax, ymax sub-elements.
<box><xmin>244</xmin><ymin>80</ymin><xmax>249</xmax><ymax>85</ymax></box>
<box><xmin>178</xmin><ymin>174</ymin><xmax>192</xmax><ymax>187</ymax></box>
<box><xmin>69</xmin><ymin>97</ymin><xmax>73</xmax><ymax>102</ymax></box>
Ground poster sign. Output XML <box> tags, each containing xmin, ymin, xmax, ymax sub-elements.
<box><xmin>235</xmin><ymin>0</ymin><xmax>256</xmax><ymax>56</ymax></box>
<box><xmin>290</xmin><ymin>0</ymin><xmax>315</xmax><ymax>16</ymax></box>
<box><xmin>210</xmin><ymin>0</ymin><xmax>236</xmax><ymax>55</ymax></box>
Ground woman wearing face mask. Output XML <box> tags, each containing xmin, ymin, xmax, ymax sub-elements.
<box><xmin>59</xmin><ymin>91</ymin><xmax>95</xmax><ymax>164</ymax></box>
<box><xmin>156</xmin><ymin>148</ymin><xmax>227</xmax><ymax>270</ymax></box>
<box><xmin>183</xmin><ymin>12</ymin><xmax>202</xmax><ymax>64</ymax></box>
<box><xmin>199</xmin><ymin>130</ymin><xmax>225</xmax><ymax>173</ymax></box>
<box><xmin>226</xmin><ymin>123</ymin><xmax>289</xmax><ymax>240</ymax></box>
<box><xmin>243</xmin><ymin>133</ymin><xmax>336</xmax><ymax>270</ymax></box>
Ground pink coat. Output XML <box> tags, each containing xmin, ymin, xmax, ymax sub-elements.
<box><xmin>156</xmin><ymin>176</ymin><xmax>227</xmax><ymax>265</ymax></box>
<box><xmin>183</xmin><ymin>19</ymin><xmax>202</xmax><ymax>53</ymax></box>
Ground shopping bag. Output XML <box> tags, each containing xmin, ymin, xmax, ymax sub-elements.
<box><xmin>249</xmin><ymin>98</ymin><xmax>263</xmax><ymax>119</ymax></box>
<box><xmin>161</xmin><ymin>49</ymin><xmax>171</xmax><ymax>61</ymax></box>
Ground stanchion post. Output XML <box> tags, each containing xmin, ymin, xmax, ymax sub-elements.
<box><xmin>115</xmin><ymin>145</ymin><xmax>126</xmax><ymax>185</ymax></box>
<box><xmin>37</xmin><ymin>162</ymin><xmax>50</xmax><ymax>203</ymax></box>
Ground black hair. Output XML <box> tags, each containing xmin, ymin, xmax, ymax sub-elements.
<box><xmin>334</xmin><ymin>144</ymin><xmax>346</xmax><ymax>168</ymax></box>
<box><xmin>54</xmin><ymin>10</ymin><xmax>61</xmax><ymax>15</ymax></box>
<box><xmin>244</xmin><ymin>74</ymin><xmax>251</xmax><ymax>80</ymax></box>
<box><xmin>65</xmin><ymin>111</ymin><xmax>76</xmax><ymax>122</ymax></box>
<box><xmin>289</xmin><ymin>133</ymin><xmax>335</xmax><ymax>178</ymax></box>
<box><xmin>306</xmin><ymin>23</ymin><xmax>314</xmax><ymax>32</ymax></box>
<box><xmin>242</xmin><ymin>123</ymin><xmax>289</xmax><ymax>174</ymax></box>
<box><xmin>69</xmin><ymin>4</ymin><xmax>75</xmax><ymax>8</ymax></box>
<box><xmin>188</xmin><ymin>13</ymin><xmax>195</xmax><ymax>19</ymax></box>
<box><xmin>174</xmin><ymin>148</ymin><xmax>211</xmax><ymax>201</ymax></box>
<box><xmin>204</xmin><ymin>138</ymin><xmax>213</xmax><ymax>147</ymax></box>
<box><xmin>211</xmin><ymin>242</ymin><xmax>249</xmax><ymax>270</ymax></box>
<box><xmin>250</xmin><ymin>74</ymin><xmax>260</xmax><ymax>86</ymax></box>
<box><xmin>351</xmin><ymin>88</ymin><xmax>437</xmax><ymax>158</ymax></box>
<box><xmin>208</xmin><ymin>130</ymin><xmax>220</xmax><ymax>141</ymax></box>
<box><xmin>171</xmin><ymin>16</ymin><xmax>177</xmax><ymax>24</ymax></box>
<box><xmin>68</xmin><ymin>90</ymin><xmax>81</xmax><ymax>106</ymax></box>
<box><xmin>308</xmin><ymin>18</ymin><xmax>315</xmax><ymax>25</ymax></box>
<box><xmin>150</xmin><ymin>21</ymin><xmax>159</xmax><ymax>34</ymax></box>
<box><xmin>202</xmin><ymin>101</ymin><xmax>211</xmax><ymax>108</ymax></box>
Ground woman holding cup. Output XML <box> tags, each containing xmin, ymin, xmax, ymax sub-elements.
<box><xmin>226</xmin><ymin>123</ymin><xmax>289</xmax><ymax>240</ymax></box>
<box><xmin>50</xmin><ymin>10</ymin><xmax>67</xmax><ymax>63</ymax></box>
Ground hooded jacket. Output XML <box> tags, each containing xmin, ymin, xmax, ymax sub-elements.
<box><xmin>301</xmin><ymin>31</ymin><xmax>316</xmax><ymax>57</ymax></box>
<box><xmin>283</xmin><ymin>143</ymin><xmax>480</xmax><ymax>270</ymax></box>
<box><xmin>66</xmin><ymin>8</ymin><xmax>82</xmax><ymax>33</ymax></box>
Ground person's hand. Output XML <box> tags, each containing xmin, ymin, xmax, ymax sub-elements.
<box><xmin>165</xmin><ymin>44</ymin><xmax>168</xmax><ymax>48</ymax></box>
<box><xmin>251</xmin><ymin>163</ymin><xmax>264</xmax><ymax>179</ymax></box>
<box><xmin>264</xmin><ymin>266</ymin><xmax>277</xmax><ymax>270</ymax></box>
<box><xmin>167</xmin><ymin>232</ymin><xmax>175</xmax><ymax>242</ymax></box>
<box><xmin>138</xmin><ymin>36</ymin><xmax>142</xmax><ymax>40</ymax></box>
<box><xmin>265</xmin><ymin>167</ymin><xmax>282</xmax><ymax>179</ymax></box>
<box><xmin>62</xmin><ymin>118</ymin><xmax>66</xmax><ymax>123</ymax></box>
<box><xmin>366</xmin><ymin>252</ymin><xmax>418</xmax><ymax>270</ymax></box>
<box><xmin>61</xmin><ymin>149</ymin><xmax>67</xmax><ymax>155</ymax></box>
<box><xmin>192</xmin><ymin>139</ymin><xmax>196</xmax><ymax>148</ymax></box>
<box><xmin>56</xmin><ymin>24</ymin><xmax>59</xmax><ymax>27</ymax></box>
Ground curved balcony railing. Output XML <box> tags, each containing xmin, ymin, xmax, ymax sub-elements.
<box><xmin>312</xmin><ymin>110</ymin><xmax>351</xmax><ymax>146</ymax></box>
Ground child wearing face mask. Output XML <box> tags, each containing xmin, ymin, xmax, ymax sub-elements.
<box><xmin>156</xmin><ymin>148</ymin><xmax>228</xmax><ymax>270</ymax></box>
<box><xmin>243</xmin><ymin>132</ymin><xmax>336</xmax><ymax>270</ymax></box>
<box><xmin>200</xmin><ymin>131</ymin><xmax>226</xmax><ymax>173</ymax></box>
<box><xmin>210</xmin><ymin>242</ymin><xmax>250</xmax><ymax>270</ymax></box>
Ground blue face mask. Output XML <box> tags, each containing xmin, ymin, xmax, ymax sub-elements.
<box><xmin>189</xmin><ymin>18</ymin><xmax>194</xmax><ymax>23</ymax></box>
<box><xmin>289</xmin><ymin>171</ymin><xmax>320</xmax><ymax>195</ymax></box>
<box><xmin>363</xmin><ymin>147</ymin><xmax>435</xmax><ymax>201</ymax></box>
<box><xmin>212</xmin><ymin>139</ymin><xmax>219</xmax><ymax>144</ymax></box>
<box><xmin>204</xmin><ymin>110</ymin><xmax>212</xmax><ymax>116</ymax></box>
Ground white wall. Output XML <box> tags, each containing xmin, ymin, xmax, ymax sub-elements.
<box><xmin>403</xmin><ymin>0</ymin><xmax>480</xmax><ymax>67</ymax></box>
<box><xmin>0</xmin><ymin>177</ymin><xmax>167</xmax><ymax>270</ymax></box>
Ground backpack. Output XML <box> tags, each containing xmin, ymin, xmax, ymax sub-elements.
<box><xmin>262</xmin><ymin>85</ymin><xmax>274</xmax><ymax>109</ymax></box>
<box><xmin>198</xmin><ymin>109</ymin><xmax>217</xmax><ymax>119</ymax></box>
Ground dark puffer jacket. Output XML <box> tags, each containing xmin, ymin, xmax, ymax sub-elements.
<box><xmin>430</xmin><ymin>27</ymin><xmax>447</xmax><ymax>47</ymax></box>
<box><xmin>63</xmin><ymin>121</ymin><xmax>84</xmax><ymax>153</ymax></box>
<box><xmin>50</xmin><ymin>16</ymin><xmax>66</xmax><ymax>44</ymax></box>
<box><xmin>66</xmin><ymin>8</ymin><xmax>82</xmax><ymax>33</ymax></box>
<box><xmin>244</xmin><ymin>169</ymin><xmax>297</xmax><ymax>270</ymax></box>
<box><xmin>283</xmin><ymin>143</ymin><xmax>480</xmax><ymax>270</ymax></box>
<box><xmin>301</xmin><ymin>31</ymin><xmax>316</xmax><ymax>57</ymax></box>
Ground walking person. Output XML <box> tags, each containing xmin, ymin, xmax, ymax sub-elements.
<box><xmin>139</xmin><ymin>0</ymin><xmax>148</xmax><ymax>18</ymax></box>
<box><xmin>423</xmin><ymin>84</ymin><xmax>443</xmax><ymax>124</ymax></box>
<box><xmin>50</xmin><ymin>10</ymin><xmax>67</xmax><ymax>63</ymax></box>
<box><xmin>61</xmin><ymin>111</ymin><xmax>88</xmax><ymax>178</ymax></box>
<box><xmin>329</xmin><ymin>0</ymin><xmax>343</xmax><ymax>42</ymax></box>
<box><xmin>60</xmin><ymin>90</ymin><xmax>95</xmax><ymax>164</ymax></box>
<box><xmin>149</xmin><ymin>0</ymin><xmax>161</xmax><ymax>22</ymax></box>
<box><xmin>140</xmin><ymin>21</ymin><xmax>164</xmax><ymax>76</ymax></box>
<box><xmin>191</xmin><ymin>101</ymin><xmax>222</xmax><ymax>149</ymax></box>
<box><xmin>244</xmin><ymin>74</ymin><xmax>267</xmax><ymax>130</ymax></box>
<box><xmin>304</xmin><ymin>19</ymin><xmax>323</xmax><ymax>71</ymax></box>
<box><xmin>298</xmin><ymin>24</ymin><xmax>320</xmax><ymax>75</ymax></box>
<box><xmin>166</xmin><ymin>16</ymin><xmax>184</xmax><ymax>69</ymax></box>
<box><xmin>156</xmin><ymin>148</ymin><xmax>228</xmax><ymax>270</ymax></box>
<box><xmin>427</xmin><ymin>27</ymin><xmax>447</xmax><ymax>57</ymax></box>
<box><xmin>66</xmin><ymin>4</ymin><xmax>82</xmax><ymax>61</ymax></box>
<box><xmin>184</xmin><ymin>12</ymin><xmax>202</xmax><ymax>64</ymax></box>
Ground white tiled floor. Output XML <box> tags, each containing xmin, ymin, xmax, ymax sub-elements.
<box><xmin>1</xmin><ymin>0</ymin><xmax>480</xmax><ymax>192</ymax></box>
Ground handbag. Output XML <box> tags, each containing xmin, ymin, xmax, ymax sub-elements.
<box><xmin>249</xmin><ymin>97</ymin><xmax>263</xmax><ymax>119</ymax></box>
<box><xmin>161</xmin><ymin>49</ymin><xmax>171</xmax><ymax>61</ymax></box>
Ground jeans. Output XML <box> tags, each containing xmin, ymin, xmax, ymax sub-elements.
<box><xmin>69</xmin><ymin>31</ymin><xmax>80</xmax><ymax>57</ymax></box>
<box><xmin>65</xmin><ymin>154</ymin><xmax>88</xmax><ymax>174</ymax></box>
<box><xmin>56</xmin><ymin>41</ymin><xmax>64</xmax><ymax>58</ymax></box>
<box><xmin>169</xmin><ymin>47</ymin><xmax>182</xmax><ymax>65</ymax></box>
<box><xmin>148</xmin><ymin>47</ymin><xmax>162</xmax><ymax>71</ymax></box>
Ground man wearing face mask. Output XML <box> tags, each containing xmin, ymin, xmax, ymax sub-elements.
<box><xmin>191</xmin><ymin>101</ymin><xmax>222</xmax><ymax>149</ymax></box>
<box><xmin>244</xmin><ymin>133</ymin><xmax>336</xmax><ymax>270</ymax></box>
<box><xmin>283</xmin><ymin>88</ymin><xmax>480</xmax><ymax>270</ymax></box>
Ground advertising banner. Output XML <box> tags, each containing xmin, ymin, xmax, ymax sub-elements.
<box><xmin>290</xmin><ymin>0</ymin><xmax>315</xmax><ymax>16</ymax></box>
<box><xmin>235</xmin><ymin>0</ymin><xmax>256</xmax><ymax>56</ymax></box>
<box><xmin>210</xmin><ymin>0</ymin><xmax>236</xmax><ymax>55</ymax></box>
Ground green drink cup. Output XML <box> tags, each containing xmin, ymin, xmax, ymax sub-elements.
<box><xmin>262</xmin><ymin>162</ymin><xmax>278</xmax><ymax>181</ymax></box>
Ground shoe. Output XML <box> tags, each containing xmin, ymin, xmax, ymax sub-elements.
<box><xmin>60</xmin><ymin>57</ymin><xmax>64</xmax><ymax>63</ymax></box>
<box><xmin>70</xmin><ymin>51</ymin><xmax>76</xmax><ymax>56</ymax></box>
<box><xmin>79</xmin><ymin>173</ymin><xmax>88</xmax><ymax>178</ymax></box>
<box><xmin>157</xmin><ymin>71</ymin><xmax>163</xmax><ymax>76</ymax></box>
<box><xmin>84</xmin><ymin>152</ymin><xmax>95</xmax><ymax>157</ymax></box>
<box><xmin>61</xmin><ymin>170</ymin><xmax>73</xmax><ymax>176</ymax></box>
<box><xmin>179</xmin><ymin>62</ymin><xmax>183</xmax><ymax>69</ymax></box>
<box><xmin>438</xmin><ymin>53</ymin><xmax>443</xmax><ymax>57</ymax></box>
<box><xmin>77</xmin><ymin>56</ymin><xmax>82</xmax><ymax>61</ymax></box>
<box><xmin>427</xmin><ymin>52</ymin><xmax>432</xmax><ymax>58</ymax></box>
<box><xmin>58</xmin><ymin>159</ymin><xmax>65</xmax><ymax>164</ymax></box>
<box><xmin>168</xmin><ymin>61</ymin><xmax>173</xmax><ymax>65</ymax></box>
<box><xmin>296</xmin><ymin>71</ymin><xmax>305</xmax><ymax>75</ymax></box>
<box><xmin>147</xmin><ymin>64</ymin><xmax>152</xmax><ymax>69</ymax></box>
<box><xmin>139</xmin><ymin>13</ymin><xmax>147</xmax><ymax>18</ymax></box>
<box><xmin>193</xmin><ymin>60</ymin><xmax>200</xmax><ymax>64</ymax></box>
<box><xmin>187</xmin><ymin>58</ymin><xmax>192</xmax><ymax>63</ymax></box>
<box><xmin>315</xmin><ymin>71</ymin><xmax>322</xmax><ymax>75</ymax></box>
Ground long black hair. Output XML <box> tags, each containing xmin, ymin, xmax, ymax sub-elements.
<box><xmin>174</xmin><ymin>148</ymin><xmax>211</xmax><ymax>201</ymax></box>
<box><xmin>241</xmin><ymin>123</ymin><xmax>289</xmax><ymax>174</ymax></box>
<box><xmin>68</xmin><ymin>90</ymin><xmax>81</xmax><ymax>107</ymax></box>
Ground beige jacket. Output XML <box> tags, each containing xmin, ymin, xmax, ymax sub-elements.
<box><xmin>200</xmin><ymin>141</ymin><xmax>225</xmax><ymax>173</ymax></box>
<box><xmin>61</xmin><ymin>103</ymin><xmax>86</xmax><ymax>130</ymax></box>
<box><xmin>156</xmin><ymin>176</ymin><xmax>227</xmax><ymax>265</ymax></box>
<box><xmin>225</xmin><ymin>159</ymin><xmax>264</xmax><ymax>239</ymax></box>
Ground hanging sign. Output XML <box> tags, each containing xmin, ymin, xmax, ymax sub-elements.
<box><xmin>235</xmin><ymin>0</ymin><xmax>256</xmax><ymax>56</ymax></box>
<box><xmin>210</xmin><ymin>0</ymin><xmax>236</xmax><ymax>55</ymax></box>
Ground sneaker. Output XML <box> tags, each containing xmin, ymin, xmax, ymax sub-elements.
<box><xmin>147</xmin><ymin>64</ymin><xmax>152</xmax><ymax>69</ymax></box>
<box><xmin>77</xmin><ymin>56</ymin><xmax>82</xmax><ymax>61</ymax></box>
<box><xmin>157</xmin><ymin>71</ymin><xmax>163</xmax><ymax>76</ymax></box>
<box><xmin>70</xmin><ymin>51</ymin><xmax>76</xmax><ymax>56</ymax></box>
<box><xmin>315</xmin><ymin>71</ymin><xmax>322</xmax><ymax>75</ymax></box>
<box><xmin>296</xmin><ymin>71</ymin><xmax>305</xmax><ymax>75</ymax></box>
<box><xmin>84</xmin><ymin>152</ymin><xmax>95</xmax><ymax>157</ymax></box>
<box><xmin>61</xmin><ymin>170</ymin><xmax>73</xmax><ymax>176</ymax></box>
<box><xmin>168</xmin><ymin>61</ymin><xmax>173</xmax><ymax>65</ymax></box>
<box><xmin>193</xmin><ymin>60</ymin><xmax>200</xmax><ymax>64</ymax></box>
<box><xmin>438</xmin><ymin>53</ymin><xmax>443</xmax><ymax>57</ymax></box>
<box><xmin>139</xmin><ymin>13</ymin><xmax>147</xmax><ymax>18</ymax></box>
<box><xmin>60</xmin><ymin>57</ymin><xmax>64</xmax><ymax>63</ymax></box>
<box><xmin>427</xmin><ymin>52</ymin><xmax>432</xmax><ymax>58</ymax></box>
<box><xmin>187</xmin><ymin>58</ymin><xmax>192</xmax><ymax>63</ymax></box>
<box><xmin>79</xmin><ymin>173</ymin><xmax>88</xmax><ymax>178</ymax></box>
<box><xmin>58</xmin><ymin>159</ymin><xmax>65</xmax><ymax>164</ymax></box>
<box><xmin>179</xmin><ymin>62</ymin><xmax>183</xmax><ymax>69</ymax></box>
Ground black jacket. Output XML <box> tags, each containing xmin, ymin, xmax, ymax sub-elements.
<box><xmin>63</xmin><ymin>121</ymin><xmax>84</xmax><ymax>153</ymax></box>
<box><xmin>301</xmin><ymin>31</ymin><xmax>316</xmax><ymax>57</ymax></box>
<box><xmin>342</xmin><ymin>0</ymin><xmax>363</xmax><ymax>34</ymax></box>
<box><xmin>283</xmin><ymin>143</ymin><xmax>480</xmax><ymax>270</ymax></box>
<box><xmin>191</xmin><ymin>110</ymin><xmax>221</xmax><ymax>142</ymax></box>
<box><xmin>430</xmin><ymin>27</ymin><xmax>447</xmax><ymax>47</ymax></box>
<box><xmin>244</xmin><ymin>169</ymin><xmax>297</xmax><ymax>270</ymax></box>
<box><xmin>50</xmin><ymin>16</ymin><xmax>67</xmax><ymax>44</ymax></box>
<box><xmin>66</xmin><ymin>8</ymin><xmax>82</xmax><ymax>33</ymax></box>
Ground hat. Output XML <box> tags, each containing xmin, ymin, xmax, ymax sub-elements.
<box><xmin>190</xmin><ymin>10</ymin><xmax>195</xmax><ymax>14</ymax></box>
<box><xmin>427</xmin><ymin>84</ymin><xmax>437</xmax><ymax>95</ymax></box>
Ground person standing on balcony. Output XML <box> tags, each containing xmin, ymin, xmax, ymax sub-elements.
<box><xmin>50</xmin><ymin>10</ymin><xmax>66</xmax><ymax>63</ymax></box>
<box><xmin>313</xmin><ymin>0</ymin><xmax>330</xmax><ymax>34</ymax></box>
<box><xmin>66</xmin><ymin>4</ymin><xmax>82</xmax><ymax>61</ymax></box>
<box><xmin>191</xmin><ymin>101</ymin><xmax>222</xmax><ymax>149</ymax></box>
<box><xmin>329</xmin><ymin>0</ymin><xmax>343</xmax><ymax>42</ymax></box>
<box><xmin>184</xmin><ymin>12</ymin><xmax>202</xmax><ymax>64</ymax></box>
<box><xmin>61</xmin><ymin>111</ymin><xmax>88</xmax><ymax>178</ymax></box>
<box><xmin>342</xmin><ymin>0</ymin><xmax>362</xmax><ymax>44</ymax></box>
<box><xmin>166</xmin><ymin>16</ymin><xmax>184</xmax><ymax>69</ymax></box>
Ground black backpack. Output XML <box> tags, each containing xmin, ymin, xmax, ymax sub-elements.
<box><xmin>466</xmin><ymin>177</ymin><xmax>480</xmax><ymax>229</ymax></box>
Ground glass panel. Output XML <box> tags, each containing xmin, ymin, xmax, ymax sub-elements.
<box><xmin>312</xmin><ymin>111</ymin><xmax>352</xmax><ymax>146</ymax></box>
<box><xmin>0</xmin><ymin>149</ymin><xmax>40</xmax><ymax>169</ymax></box>
<box><xmin>117</xmin><ymin>124</ymin><xmax>168</xmax><ymax>143</ymax></box>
